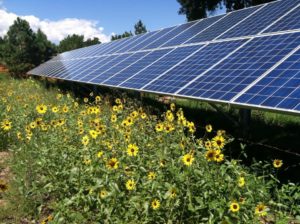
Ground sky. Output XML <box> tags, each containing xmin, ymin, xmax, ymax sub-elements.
<box><xmin>0</xmin><ymin>0</ymin><xmax>191</xmax><ymax>44</ymax></box>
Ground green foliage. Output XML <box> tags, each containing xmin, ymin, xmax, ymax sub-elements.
<box><xmin>0</xmin><ymin>77</ymin><xmax>298</xmax><ymax>223</ymax></box>
<box><xmin>1</xmin><ymin>18</ymin><xmax>37</xmax><ymax>77</ymax></box>
<box><xmin>0</xmin><ymin>18</ymin><xmax>56</xmax><ymax>77</ymax></box>
<box><xmin>57</xmin><ymin>34</ymin><xmax>101</xmax><ymax>53</ymax></box>
<box><xmin>111</xmin><ymin>31</ymin><xmax>133</xmax><ymax>41</ymax></box>
<box><xmin>177</xmin><ymin>0</ymin><xmax>276</xmax><ymax>21</ymax></box>
<box><xmin>134</xmin><ymin>20</ymin><xmax>147</xmax><ymax>35</ymax></box>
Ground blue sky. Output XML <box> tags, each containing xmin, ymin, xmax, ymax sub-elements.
<box><xmin>0</xmin><ymin>0</ymin><xmax>192</xmax><ymax>42</ymax></box>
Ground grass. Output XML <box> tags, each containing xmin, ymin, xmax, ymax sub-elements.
<box><xmin>0</xmin><ymin>75</ymin><xmax>299</xmax><ymax>223</ymax></box>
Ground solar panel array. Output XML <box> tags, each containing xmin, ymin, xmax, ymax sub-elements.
<box><xmin>29</xmin><ymin>0</ymin><xmax>300</xmax><ymax>115</ymax></box>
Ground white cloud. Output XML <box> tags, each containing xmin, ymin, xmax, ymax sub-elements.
<box><xmin>0</xmin><ymin>8</ymin><xmax>111</xmax><ymax>43</ymax></box>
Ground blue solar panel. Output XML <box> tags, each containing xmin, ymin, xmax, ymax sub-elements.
<box><xmin>219</xmin><ymin>0</ymin><xmax>300</xmax><ymax>39</ymax></box>
<box><xmin>263</xmin><ymin>5</ymin><xmax>300</xmax><ymax>33</ymax></box>
<box><xmin>50</xmin><ymin>58</ymin><xmax>92</xmax><ymax>79</ymax></box>
<box><xmin>162</xmin><ymin>15</ymin><xmax>224</xmax><ymax>47</ymax></box>
<box><xmin>120</xmin><ymin>45</ymin><xmax>204</xmax><ymax>89</ymax></box>
<box><xmin>127</xmin><ymin>27</ymin><xmax>175</xmax><ymax>52</ymax></box>
<box><xmin>187</xmin><ymin>6</ymin><xmax>261</xmax><ymax>44</ymax></box>
<box><xmin>65</xmin><ymin>57</ymin><xmax>109</xmax><ymax>80</ymax></box>
<box><xmin>234</xmin><ymin>48</ymin><xmax>300</xmax><ymax>111</ymax></box>
<box><xmin>112</xmin><ymin>31</ymin><xmax>160</xmax><ymax>54</ymax></box>
<box><xmin>143</xmin><ymin>40</ymin><xmax>246</xmax><ymax>94</ymax></box>
<box><xmin>103</xmin><ymin>49</ymin><xmax>172</xmax><ymax>86</ymax></box>
<box><xmin>178</xmin><ymin>32</ymin><xmax>300</xmax><ymax>101</ymax></box>
<box><xmin>76</xmin><ymin>54</ymin><xmax>135</xmax><ymax>82</ymax></box>
<box><xmin>142</xmin><ymin>21</ymin><xmax>198</xmax><ymax>50</ymax></box>
<box><xmin>85</xmin><ymin>52</ymin><xmax>149</xmax><ymax>83</ymax></box>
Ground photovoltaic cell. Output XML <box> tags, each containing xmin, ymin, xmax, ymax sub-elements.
<box><xmin>143</xmin><ymin>40</ymin><xmax>246</xmax><ymax>94</ymax></box>
<box><xmin>162</xmin><ymin>15</ymin><xmax>224</xmax><ymax>47</ymax></box>
<box><xmin>87</xmin><ymin>51</ymin><xmax>149</xmax><ymax>83</ymax></box>
<box><xmin>219</xmin><ymin>0</ymin><xmax>300</xmax><ymax>39</ymax></box>
<box><xmin>188</xmin><ymin>6</ymin><xmax>261</xmax><ymax>44</ymax></box>
<box><xmin>178</xmin><ymin>32</ymin><xmax>300</xmax><ymax>101</ymax></box>
<box><xmin>142</xmin><ymin>21</ymin><xmax>198</xmax><ymax>50</ymax></box>
<box><xmin>127</xmin><ymin>27</ymin><xmax>175</xmax><ymax>52</ymax></box>
<box><xmin>263</xmin><ymin>5</ymin><xmax>300</xmax><ymax>33</ymax></box>
<box><xmin>78</xmin><ymin>54</ymin><xmax>135</xmax><ymax>82</ymax></box>
<box><xmin>113</xmin><ymin>31</ymin><xmax>160</xmax><ymax>54</ymax></box>
<box><xmin>120</xmin><ymin>45</ymin><xmax>204</xmax><ymax>89</ymax></box>
<box><xmin>103</xmin><ymin>48</ymin><xmax>172</xmax><ymax>86</ymax></box>
<box><xmin>234</xmin><ymin>48</ymin><xmax>300</xmax><ymax>111</ymax></box>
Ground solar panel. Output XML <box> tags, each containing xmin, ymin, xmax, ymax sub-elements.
<box><xmin>84</xmin><ymin>52</ymin><xmax>149</xmax><ymax>83</ymax></box>
<box><xmin>161</xmin><ymin>15</ymin><xmax>224</xmax><ymax>47</ymax></box>
<box><xmin>178</xmin><ymin>32</ymin><xmax>300</xmax><ymax>101</ymax></box>
<box><xmin>28</xmin><ymin>0</ymin><xmax>300</xmax><ymax>115</ymax></box>
<box><xmin>142</xmin><ymin>21</ymin><xmax>199</xmax><ymax>50</ymax></box>
<box><xmin>143</xmin><ymin>40</ymin><xmax>246</xmax><ymax>94</ymax></box>
<box><xmin>120</xmin><ymin>45</ymin><xmax>204</xmax><ymax>89</ymax></box>
<box><xmin>103</xmin><ymin>48</ymin><xmax>173</xmax><ymax>85</ymax></box>
<box><xmin>233</xmin><ymin>47</ymin><xmax>300</xmax><ymax>112</ymax></box>
<box><xmin>263</xmin><ymin>4</ymin><xmax>300</xmax><ymax>33</ymax></box>
<box><xmin>186</xmin><ymin>5</ymin><xmax>262</xmax><ymax>44</ymax></box>
<box><xmin>219</xmin><ymin>0</ymin><xmax>300</xmax><ymax>39</ymax></box>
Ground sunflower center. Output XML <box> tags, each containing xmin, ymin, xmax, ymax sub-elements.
<box><xmin>233</xmin><ymin>205</ymin><xmax>237</xmax><ymax>209</ymax></box>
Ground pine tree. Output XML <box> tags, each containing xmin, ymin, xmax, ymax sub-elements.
<box><xmin>134</xmin><ymin>20</ymin><xmax>147</xmax><ymax>35</ymax></box>
<box><xmin>2</xmin><ymin>17</ymin><xmax>37</xmax><ymax>76</ymax></box>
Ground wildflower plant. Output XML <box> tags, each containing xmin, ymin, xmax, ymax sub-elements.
<box><xmin>0</xmin><ymin>77</ymin><xmax>298</xmax><ymax>223</ymax></box>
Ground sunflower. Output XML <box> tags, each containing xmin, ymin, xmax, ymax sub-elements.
<box><xmin>30</xmin><ymin>121</ymin><xmax>37</xmax><ymax>129</ymax></box>
<box><xmin>166</xmin><ymin>110</ymin><xmax>174</xmax><ymax>122</ymax></box>
<box><xmin>212</xmin><ymin>135</ymin><xmax>225</xmax><ymax>149</ymax></box>
<box><xmin>164</xmin><ymin>123</ymin><xmax>175</xmax><ymax>133</ymax></box>
<box><xmin>97</xmin><ymin>151</ymin><xmax>104</xmax><ymax>158</ymax></box>
<box><xmin>52</xmin><ymin>106</ymin><xmax>59</xmax><ymax>113</ymax></box>
<box><xmin>204</xmin><ymin>140</ymin><xmax>212</xmax><ymax>149</ymax></box>
<box><xmin>125</xmin><ymin>179</ymin><xmax>136</xmax><ymax>190</ymax></box>
<box><xmin>95</xmin><ymin>96</ymin><xmax>101</xmax><ymax>103</ymax></box>
<box><xmin>36</xmin><ymin>104</ymin><xmax>47</xmax><ymax>114</ymax></box>
<box><xmin>255</xmin><ymin>203</ymin><xmax>268</xmax><ymax>216</ymax></box>
<box><xmin>229</xmin><ymin>202</ymin><xmax>240</xmax><ymax>212</ymax></box>
<box><xmin>205</xmin><ymin>124</ymin><xmax>212</xmax><ymax>132</ymax></box>
<box><xmin>151</xmin><ymin>199</ymin><xmax>160</xmax><ymax>210</ymax></box>
<box><xmin>1</xmin><ymin>119</ymin><xmax>12</xmax><ymax>131</ymax></box>
<box><xmin>215</xmin><ymin>153</ymin><xmax>224</xmax><ymax>162</ymax></box>
<box><xmin>127</xmin><ymin>144</ymin><xmax>139</xmax><ymax>157</ymax></box>
<box><xmin>0</xmin><ymin>180</ymin><xmax>8</xmax><ymax>192</ymax></box>
<box><xmin>62</xmin><ymin>105</ymin><xmax>69</xmax><ymax>113</ymax></box>
<box><xmin>148</xmin><ymin>172</ymin><xmax>156</xmax><ymax>180</ymax></box>
<box><xmin>81</xmin><ymin>135</ymin><xmax>89</xmax><ymax>146</ymax></box>
<box><xmin>84</xmin><ymin>97</ymin><xmax>89</xmax><ymax>103</ymax></box>
<box><xmin>238</xmin><ymin>177</ymin><xmax>245</xmax><ymax>187</ymax></box>
<box><xmin>182</xmin><ymin>153</ymin><xmax>195</xmax><ymax>166</ymax></box>
<box><xmin>115</xmin><ymin>98</ymin><xmax>122</xmax><ymax>104</ymax></box>
<box><xmin>106</xmin><ymin>158</ymin><xmax>119</xmax><ymax>169</ymax></box>
<box><xmin>89</xmin><ymin>130</ymin><xmax>99</xmax><ymax>139</ymax></box>
<box><xmin>140</xmin><ymin>112</ymin><xmax>147</xmax><ymax>119</ymax></box>
<box><xmin>100</xmin><ymin>190</ymin><xmax>108</xmax><ymax>198</ymax></box>
<box><xmin>273</xmin><ymin>159</ymin><xmax>283</xmax><ymax>168</ymax></box>
<box><xmin>155</xmin><ymin>123</ymin><xmax>164</xmax><ymax>132</ymax></box>
<box><xmin>169</xmin><ymin>188</ymin><xmax>177</xmax><ymax>199</ymax></box>
<box><xmin>205</xmin><ymin>149</ymin><xmax>216</xmax><ymax>162</ymax></box>
<box><xmin>111</xmin><ymin>114</ymin><xmax>117</xmax><ymax>123</ymax></box>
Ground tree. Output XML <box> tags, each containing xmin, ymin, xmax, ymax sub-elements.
<box><xmin>58</xmin><ymin>35</ymin><xmax>101</xmax><ymax>53</ymax></box>
<box><xmin>111</xmin><ymin>31</ymin><xmax>133</xmax><ymax>41</ymax></box>
<box><xmin>33</xmin><ymin>29</ymin><xmax>57</xmax><ymax>64</ymax></box>
<box><xmin>85</xmin><ymin>37</ymin><xmax>101</xmax><ymax>47</ymax></box>
<box><xmin>134</xmin><ymin>20</ymin><xmax>147</xmax><ymax>35</ymax></box>
<box><xmin>1</xmin><ymin>17</ymin><xmax>37</xmax><ymax>76</ymax></box>
<box><xmin>177</xmin><ymin>0</ymin><xmax>276</xmax><ymax>21</ymax></box>
<box><xmin>58</xmin><ymin>34</ymin><xmax>85</xmax><ymax>53</ymax></box>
